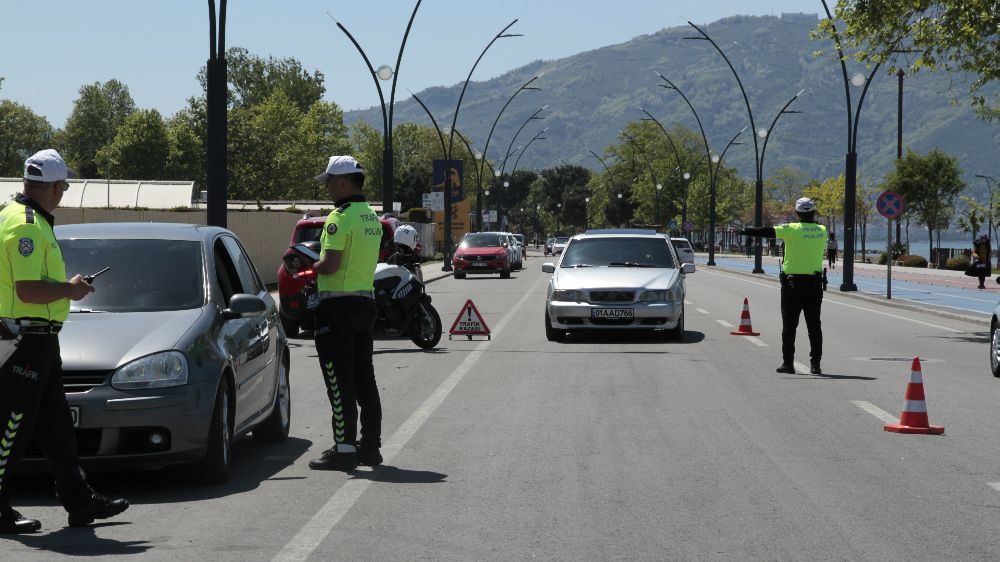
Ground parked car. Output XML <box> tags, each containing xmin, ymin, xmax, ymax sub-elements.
<box><xmin>501</xmin><ymin>232</ymin><xmax>523</xmax><ymax>270</ymax></box>
<box><xmin>670</xmin><ymin>237</ymin><xmax>695</xmax><ymax>265</ymax></box>
<box><xmin>990</xmin><ymin>302</ymin><xmax>1000</xmax><ymax>377</ymax></box>
<box><xmin>552</xmin><ymin>236</ymin><xmax>570</xmax><ymax>255</ymax></box>
<box><xmin>24</xmin><ymin>223</ymin><xmax>291</xmax><ymax>483</ymax></box>
<box><xmin>453</xmin><ymin>232</ymin><xmax>511</xmax><ymax>279</ymax></box>
<box><xmin>277</xmin><ymin>215</ymin><xmax>394</xmax><ymax>336</ymax></box>
<box><xmin>513</xmin><ymin>234</ymin><xmax>527</xmax><ymax>258</ymax></box>
<box><xmin>545</xmin><ymin>237</ymin><xmax>555</xmax><ymax>256</ymax></box>
<box><xmin>542</xmin><ymin>229</ymin><xmax>695</xmax><ymax>341</ymax></box>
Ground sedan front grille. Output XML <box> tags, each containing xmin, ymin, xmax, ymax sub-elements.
<box><xmin>62</xmin><ymin>370</ymin><xmax>111</xmax><ymax>393</ymax></box>
<box><xmin>588</xmin><ymin>290</ymin><xmax>636</xmax><ymax>304</ymax></box>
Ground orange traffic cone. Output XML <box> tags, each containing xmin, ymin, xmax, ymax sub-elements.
<box><xmin>884</xmin><ymin>357</ymin><xmax>944</xmax><ymax>435</ymax></box>
<box><xmin>730</xmin><ymin>298</ymin><xmax>760</xmax><ymax>336</ymax></box>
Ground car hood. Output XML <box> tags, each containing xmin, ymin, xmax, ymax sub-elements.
<box><xmin>457</xmin><ymin>246</ymin><xmax>506</xmax><ymax>255</ymax></box>
<box><xmin>553</xmin><ymin>267</ymin><xmax>679</xmax><ymax>290</ymax></box>
<box><xmin>60</xmin><ymin>308</ymin><xmax>205</xmax><ymax>370</ymax></box>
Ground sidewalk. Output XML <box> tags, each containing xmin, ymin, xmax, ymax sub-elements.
<box><xmin>699</xmin><ymin>252</ymin><xmax>998</xmax><ymax>321</ymax></box>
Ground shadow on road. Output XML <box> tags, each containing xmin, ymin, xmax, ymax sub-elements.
<box><xmin>10</xmin><ymin>437</ymin><xmax>312</xmax><ymax>508</ymax></box>
<box><xmin>779</xmin><ymin>372</ymin><xmax>877</xmax><ymax>381</ymax></box>
<box><xmin>555</xmin><ymin>330</ymin><xmax>706</xmax><ymax>345</ymax></box>
<box><xmin>350</xmin><ymin>465</ymin><xmax>447</xmax><ymax>484</ymax></box>
<box><xmin>374</xmin><ymin>348</ymin><xmax>448</xmax><ymax>356</ymax></box>
<box><xmin>930</xmin><ymin>331</ymin><xmax>990</xmax><ymax>344</ymax></box>
<box><xmin>5</xmin><ymin>524</ymin><xmax>152</xmax><ymax>556</ymax></box>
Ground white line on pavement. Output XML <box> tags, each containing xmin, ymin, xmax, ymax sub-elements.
<box><xmin>705</xmin><ymin>270</ymin><xmax>963</xmax><ymax>333</ymax></box>
<box><xmin>852</xmin><ymin>400</ymin><xmax>899</xmax><ymax>425</ymax></box>
<box><xmin>716</xmin><ymin>319</ymin><xmax>735</xmax><ymax>328</ymax></box>
<box><xmin>988</xmin><ymin>483</ymin><xmax>1000</xmax><ymax>492</ymax></box>
<box><xmin>696</xmin><ymin>308</ymin><xmax>709</xmax><ymax>314</ymax></box>
<box><xmin>745</xmin><ymin>336</ymin><xmax>768</xmax><ymax>347</ymax></box>
<box><xmin>684</xmin><ymin>299</ymin><xmax>692</xmax><ymax>305</ymax></box>
<box><xmin>273</xmin><ymin>275</ymin><xmax>546</xmax><ymax>562</ymax></box>
<box><xmin>794</xmin><ymin>361</ymin><xmax>809</xmax><ymax>374</ymax></box>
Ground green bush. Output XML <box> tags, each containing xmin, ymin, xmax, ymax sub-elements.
<box><xmin>877</xmin><ymin>251</ymin><xmax>888</xmax><ymax>265</ymax></box>
<box><xmin>408</xmin><ymin>207</ymin><xmax>430</xmax><ymax>223</ymax></box>
<box><xmin>945</xmin><ymin>255</ymin><xmax>970</xmax><ymax>270</ymax></box>
<box><xmin>900</xmin><ymin>255</ymin><xmax>928</xmax><ymax>268</ymax></box>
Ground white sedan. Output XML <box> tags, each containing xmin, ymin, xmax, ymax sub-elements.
<box><xmin>542</xmin><ymin>230</ymin><xmax>695</xmax><ymax>341</ymax></box>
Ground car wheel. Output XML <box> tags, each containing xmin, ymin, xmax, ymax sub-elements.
<box><xmin>991</xmin><ymin>320</ymin><xmax>1000</xmax><ymax>378</ymax></box>
<box><xmin>500</xmin><ymin>266</ymin><xmax>511</xmax><ymax>279</ymax></box>
<box><xmin>667</xmin><ymin>305</ymin><xmax>685</xmax><ymax>341</ymax></box>
<box><xmin>192</xmin><ymin>377</ymin><xmax>232</xmax><ymax>484</ymax></box>
<box><xmin>454</xmin><ymin>271</ymin><xmax>466</xmax><ymax>279</ymax></box>
<box><xmin>279</xmin><ymin>311</ymin><xmax>299</xmax><ymax>338</ymax></box>
<box><xmin>254</xmin><ymin>355</ymin><xmax>291</xmax><ymax>443</ymax></box>
<box><xmin>545</xmin><ymin>310</ymin><xmax>565</xmax><ymax>342</ymax></box>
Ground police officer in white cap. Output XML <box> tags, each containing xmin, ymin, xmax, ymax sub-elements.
<box><xmin>739</xmin><ymin>197</ymin><xmax>828</xmax><ymax>374</ymax></box>
<box><xmin>0</xmin><ymin>150</ymin><xmax>129</xmax><ymax>533</ymax></box>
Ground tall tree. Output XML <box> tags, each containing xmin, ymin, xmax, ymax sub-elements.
<box><xmin>885</xmin><ymin>148</ymin><xmax>965</xmax><ymax>257</ymax></box>
<box><xmin>830</xmin><ymin>0</ymin><xmax>1000</xmax><ymax>120</ymax></box>
<box><xmin>61</xmin><ymin>79</ymin><xmax>136</xmax><ymax>178</ymax></box>
<box><xmin>199</xmin><ymin>47</ymin><xmax>326</xmax><ymax>113</ymax></box>
<box><xmin>804</xmin><ymin>174</ymin><xmax>846</xmax><ymax>232</ymax></box>
<box><xmin>0</xmin><ymin>100</ymin><xmax>53</xmax><ymax>177</ymax></box>
<box><xmin>164</xmin><ymin>110</ymin><xmax>206</xmax><ymax>187</ymax></box>
<box><xmin>96</xmin><ymin>109</ymin><xmax>169</xmax><ymax>181</ymax></box>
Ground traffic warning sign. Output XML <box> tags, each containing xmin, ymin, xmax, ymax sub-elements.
<box><xmin>449</xmin><ymin>299</ymin><xmax>491</xmax><ymax>340</ymax></box>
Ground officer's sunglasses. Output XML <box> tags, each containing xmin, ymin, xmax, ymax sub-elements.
<box><xmin>56</xmin><ymin>181</ymin><xmax>70</xmax><ymax>192</ymax></box>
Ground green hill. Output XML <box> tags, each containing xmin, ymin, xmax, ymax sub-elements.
<box><xmin>345</xmin><ymin>14</ymin><xmax>998</xmax><ymax>196</ymax></box>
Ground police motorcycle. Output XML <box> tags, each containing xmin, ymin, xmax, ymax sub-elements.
<box><xmin>284</xmin><ymin>225</ymin><xmax>442</xmax><ymax>349</ymax></box>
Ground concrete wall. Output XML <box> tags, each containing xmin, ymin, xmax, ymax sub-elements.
<box><xmin>52</xmin><ymin>209</ymin><xmax>300</xmax><ymax>285</ymax></box>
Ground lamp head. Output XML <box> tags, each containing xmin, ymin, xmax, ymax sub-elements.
<box><xmin>683</xmin><ymin>172</ymin><xmax>691</xmax><ymax>180</ymax></box>
<box><xmin>850</xmin><ymin>73</ymin><xmax>866</xmax><ymax>88</ymax></box>
<box><xmin>375</xmin><ymin>65</ymin><xmax>394</xmax><ymax>81</ymax></box>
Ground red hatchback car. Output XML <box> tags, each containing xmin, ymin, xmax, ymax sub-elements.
<box><xmin>277</xmin><ymin>215</ymin><xmax>395</xmax><ymax>336</ymax></box>
<box><xmin>452</xmin><ymin>232</ymin><xmax>511</xmax><ymax>279</ymax></box>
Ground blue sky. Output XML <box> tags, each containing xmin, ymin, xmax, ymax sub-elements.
<box><xmin>1</xmin><ymin>1</ymin><xmax>813</xmax><ymax>126</ymax></box>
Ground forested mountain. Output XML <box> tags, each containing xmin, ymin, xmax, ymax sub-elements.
<box><xmin>345</xmin><ymin>14</ymin><xmax>998</xmax><ymax>195</ymax></box>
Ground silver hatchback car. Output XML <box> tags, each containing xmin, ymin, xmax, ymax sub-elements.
<box><xmin>21</xmin><ymin>223</ymin><xmax>291</xmax><ymax>483</ymax></box>
<box><xmin>542</xmin><ymin>230</ymin><xmax>695</xmax><ymax>340</ymax></box>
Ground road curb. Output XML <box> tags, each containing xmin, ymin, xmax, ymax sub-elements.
<box><xmin>421</xmin><ymin>261</ymin><xmax>452</xmax><ymax>284</ymax></box>
<box><xmin>707</xmin><ymin>264</ymin><xmax>990</xmax><ymax>327</ymax></box>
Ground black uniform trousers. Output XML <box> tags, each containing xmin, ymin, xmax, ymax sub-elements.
<box><xmin>314</xmin><ymin>297</ymin><xmax>381</xmax><ymax>450</ymax></box>
<box><xmin>0</xmin><ymin>334</ymin><xmax>91</xmax><ymax>511</ymax></box>
<box><xmin>780</xmin><ymin>277</ymin><xmax>823</xmax><ymax>365</ymax></box>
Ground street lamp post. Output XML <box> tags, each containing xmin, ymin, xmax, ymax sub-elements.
<box><xmin>621</xmin><ymin>131</ymin><xmax>662</xmax><ymax>227</ymax></box>
<box><xmin>501</xmin><ymin>180</ymin><xmax>509</xmax><ymax>230</ymax></box>
<box><xmin>617</xmin><ymin>193</ymin><xmax>623</xmax><ymax>227</ymax></box>
<box><xmin>977</xmin><ymin>174</ymin><xmax>999</xmax><ymax>268</ymax></box>
<box><xmin>585</xmin><ymin>196</ymin><xmax>591</xmax><ymax>230</ymax></box>
<box><xmin>329</xmin><ymin>1</ymin><xmax>422</xmax><ymax>215</ymax></box>
<box><xmin>820</xmin><ymin>0</ymin><xmax>883</xmax><ymax>291</ymax></box>
<box><xmin>556</xmin><ymin>202</ymin><xmax>563</xmax><ymax>234</ymax></box>
<box><xmin>682</xmin><ymin>23</ymin><xmax>804</xmax><ymax>274</ymax></box>
<box><xmin>708</xmin><ymin>129</ymin><xmax>746</xmax><ymax>259</ymax></box>
<box><xmin>206</xmin><ymin>0</ymin><xmax>229</xmax><ymax>228</ymax></box>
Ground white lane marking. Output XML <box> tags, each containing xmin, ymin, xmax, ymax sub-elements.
<box><xmin>988</xmin><ymin>483</ymin><xmax>1000</xmax><ymax>492</ymax></box>
<box><xmin>705</xmin><ymin>270</ymin><xmax>964</xmax><ymax>333</ymax></box>
<box><xmin>696</xmin><ymin>308</ymin><xmax>709</xmax><ymax>314</ymax></box>
<box><xmin>684</xmin><ymin>299</ymin><xmax>693</xmax><ymax>305</ymax></box>
<box><xmin>716</xmin><ymin>319</ymin><xmax>735</xmax><ymax>328</ymax></box>
<box><xmin>273</xmin><ymin>275</ymin><xmax>546</xmax><ymax>562</ymax></box>
<box><xmin>793</xmin><ymin>361</ymin><xmax>810</xmax><ymax>374</ymax></box>
<box><xmin>852</xmin><ymin>400</ymin><xmax>899</xmax><ymax>424</ymax></box>
<box><xmin>745</xmin><ymin>336</ymin><xmax>768</xmax><ymax>347</ymax></box>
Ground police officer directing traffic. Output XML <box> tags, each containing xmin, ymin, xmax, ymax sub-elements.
<box><xmin>0</xmin><ymin>150</ymin><xmax>128</xmax><ymax>533</ymax></box>
<box><xmin>305</xmin><ymin>156</ymin><xmax>384</xmax><ymax>472</ymax></box>
<box><xmin>739</xmin><ymin>197</ymin><xmax>828</xmax><ymax>375</ymax></box>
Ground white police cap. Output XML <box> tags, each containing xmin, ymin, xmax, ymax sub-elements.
<box><xmin>795</xmin><ymin>197</ymin><xmax>816</xmax><ymax>213</ymax></box>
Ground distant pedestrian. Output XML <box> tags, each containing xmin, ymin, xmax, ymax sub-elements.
<box><xmin>827</xmin><ymin>231</ymin><xmax>838</xmax><ymax>269</ymax></box>
<box><xmin>973</xmin><ymin>234</ymin><xmax>991</xmax><ymax>290</ymax></box>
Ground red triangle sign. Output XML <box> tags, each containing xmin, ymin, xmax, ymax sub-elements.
<box><xmin>449</xmin><ymin>299</ymin><xmax>491</xmax><ymax>336</ymax></box>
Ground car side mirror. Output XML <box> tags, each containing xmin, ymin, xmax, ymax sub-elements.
<box><xmin>222</xmin><ymin>293</ymin><xmax>267</xmax><ymax>320</ymax></box>
<box><xmin>681</xmin><ymin>263</ymin><xmax>696</xmax><ymax>274</ymax></box>
<box><xmin>542</xmin><ymin>263</ymin><xmax>555</xmax><ymax>273</ymax></box>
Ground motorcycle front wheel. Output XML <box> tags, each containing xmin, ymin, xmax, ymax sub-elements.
<box><xmin>409</xmin><ymin>300</ymin><xmax>442</xmax><ymax>349</ymax></box>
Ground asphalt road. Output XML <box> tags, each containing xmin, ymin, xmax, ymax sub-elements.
<box><xmin>4</xmin><ymin>253</ymin><xmax>1000</xmax><ymax>560</ymax></box>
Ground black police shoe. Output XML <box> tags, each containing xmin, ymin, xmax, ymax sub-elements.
<box><xmin>67</xmin><ymin>493</ymin><xmax>129</xmax><ymax>527</ymax></box>
<box><xmin>358</xmin><ymin>447</ymin><xmax>383</xmax><ymax>467</ymax></box>
<box><xmin>775</xmin><ymin>363</ymin><xmax>795</xmax><ymax>374</ymax></box>
<box><xmin>810</xmin><ymin>362</ymin><xmax>822</xmax><ymax>375</ymax></box>
<box><xmin>0</xmin><ymin>508</ymin><xmax>41</xmax><ymax>534</ymax></box>
<box><xmin>309</xmin><ymin>445</ymin><xmax>358</xmax><ymax>472</ymax></box>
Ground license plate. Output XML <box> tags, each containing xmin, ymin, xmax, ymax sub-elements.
<box><xmin>306</xmin><ymin>293</ymin><xmax>319</xmax><ymax>310</ymax></box>
<box><xmin>472</xmin><ymin>262</ymin><xmax>488</xmax><ymax>267</ymax></box>
<box><xmin>70</xmin><ymin>406</ymin><xmax>80</xmax><ymax>428</ymax></box>
<box><xmin>592</xmin><ymin>308</ymin><xmax>634</xmax><ymax>319</ymax></box>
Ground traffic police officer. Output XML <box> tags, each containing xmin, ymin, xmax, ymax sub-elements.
<box><xmin>305</xmin><ymin>156</ymin><xmax>383</xmax><ymax>472</ymax></box>
<box><xmin>740</xmin><ymin>197</ymin><xmax>828</xmax><ymax>375</ymax></box>
<box><xmin>0</xmin><ymin>150</ymin><xmax>128</xmax><ymax>533</ymax></box>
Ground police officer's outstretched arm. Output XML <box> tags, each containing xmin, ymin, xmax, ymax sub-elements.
<box><xmin>5</xmin><ymin>224</ymin><xmax>93</xmax><ymax>304</ymax></box>
<box><xmin>738</xmin><ymin>225</ymin><xmax>777</xmax><ymax>238</ymax></box>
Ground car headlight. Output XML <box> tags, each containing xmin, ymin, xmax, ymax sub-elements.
<box><xmin>111</xmin><ymin>351</ymin><xmax>189</xmax><ymax>390</ymax></box>
<box><xmin>639</xmin><ymin>290</ymin><xmax>668</xmax><ymax>302</ymax></box>
<box><xmin>551</xmin><ymin>289</ymin><xmax>583</xmax><ymax>302</ymax></box>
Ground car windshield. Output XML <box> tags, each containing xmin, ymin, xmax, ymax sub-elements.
<box><xmin>555</xmin><ymin>237</ymin><xmax>569</xmax><ymax>244</ymax></box>
<box><xmin>672</xmin><ymin>239</ymin><xmax>692</xmax><ymax>250</ymax></box>
<box><xmin>561</xmin><ymin>237</ymin><xmax>676</xmax><ymax>269</ymax></box>
<box><xmin>62</xmin><ymin>239</ymin><xmax>205</xmax><ymax>312</ymax></box>
<box><xmin>461</xmin><ymin>233</ymin><xmax>502</xmax><ymax>248</ymax></box>
<box><xmin>295</xmin><ymin>226</ymin><xmax>324</xmax><ymax>243</ymax></box>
